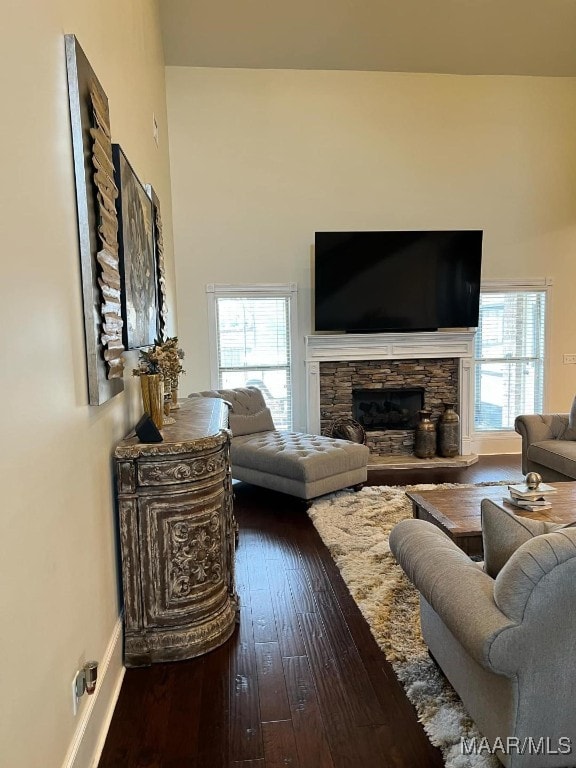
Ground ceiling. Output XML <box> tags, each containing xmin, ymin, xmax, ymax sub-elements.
<box><xmin>159</xmin><ymin>0</ymin><xmax>576</xmax><ymax>76</ymax></box>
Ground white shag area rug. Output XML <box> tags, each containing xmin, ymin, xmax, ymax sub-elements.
<box><xmin>308</xmin><ymin>484</ymin><xmax>502</xmax><ymax>768</ymax></box>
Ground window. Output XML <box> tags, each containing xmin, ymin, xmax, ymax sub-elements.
<box><xmin>207</xmin><ymin>284</ymin><xmax>297</xmax><ymax>430</ymax></box>
<box><xmin>474</xmin><ymin>286</ymin><xmax>547</xmax><ymax>432</ymax></box>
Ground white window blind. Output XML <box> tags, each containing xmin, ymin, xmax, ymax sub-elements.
<box><xmin>214</xmin><ymin>293</ymin><xmax>293</xmax><ymax>430</ymax></box>
<box><xmin>474</xmin><ymin>290</ymin><xmax>546</xmax><ymax>432</ymax></box>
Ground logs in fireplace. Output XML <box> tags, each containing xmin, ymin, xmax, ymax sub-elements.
<box><xmin>352</xmin><ymin>387</ymin><xmax>424</xmax><ymax>432</ymax></box>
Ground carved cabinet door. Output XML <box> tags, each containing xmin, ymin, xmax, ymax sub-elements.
<box><xmin>138</xmin><ymin>488</ymin><xmax>230</xmax><ymax>627</ymax></box>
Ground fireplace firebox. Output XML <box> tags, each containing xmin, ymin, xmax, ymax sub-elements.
<box><xmin>353</xmin><ymin>388</ymin><xmax>424</xmax><ymax>432</ymax></box>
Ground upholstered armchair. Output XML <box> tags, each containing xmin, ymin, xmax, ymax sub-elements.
<box><xmin>189</xmin><ymin>386</ymin><xmax>369</xmax><ymax>501</ymax></box>
<box><xmin>390</xmin><ymin>500</ymin><xmax>576</xmax><ymax>768</ymax></box>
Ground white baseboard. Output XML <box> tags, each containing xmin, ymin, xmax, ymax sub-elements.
<box><xmin>61</xmin><ymin>617</ymin><xmax>125</xmax><ymax>768</ymax></box>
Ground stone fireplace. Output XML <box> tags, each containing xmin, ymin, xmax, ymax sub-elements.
<box><xmin>305</xmin><ymin>331</ymin><xmax>476</xmax><ymax>460</ymax></box>
<box><xmin>319</xmin><ymin>359</ymin><xmax>458</xmax><ymax>457</ymax></box>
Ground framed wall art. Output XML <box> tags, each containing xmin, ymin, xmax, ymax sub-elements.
<box><xmin>113</xmin><ymin>145</ymin><xmax>159</xmax><ymax>350</ymax></box>
<box><xmin>145</xmin><ymin>184</ymin><xmax>169</xmax><ymax>341</ymax></box>
<box><xmin>65</xmin><ymin>34</ymin><xmax>125</xmax><ymax>404</ymax></box>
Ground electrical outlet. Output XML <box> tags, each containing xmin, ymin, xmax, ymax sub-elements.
<box><xmin>71</xmin><ymin>671</ymin><xmax>81</xmax><ymax>716</ymax></box>
<box><xmin>563</xmin><ymin>354</ymin><xmax>576</xmax><ymax>365</ymax></box>
<box><xmin>71</xmin><ymin>661</ymin><xmax>98</xmax><ymax>715</ymax></box>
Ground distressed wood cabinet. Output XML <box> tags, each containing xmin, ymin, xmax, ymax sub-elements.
<box><xmin>114</xmin><ymin>397</ymin><xmax>238</xmax><ymax>667</ymax></box>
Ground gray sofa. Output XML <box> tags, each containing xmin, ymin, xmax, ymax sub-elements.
<box><xmin>390</xmin><ymin>500</ymin><xmax>576</xmax><ymax>768</ymax></box>
<box><xmin>190</xmin><ymin>387</ymin><xmax>369</xmax><ymax>500</ymax></box>
<box><xmin>515</xmin><ymin>412</ymin><xmax>576</xmax><ymax>481</ymax></box>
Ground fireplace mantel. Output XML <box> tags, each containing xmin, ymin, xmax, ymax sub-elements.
<box><xmin>305</xmin><ymin>331</ymin><xmax>476</xmax><ymax>456</ymax></box>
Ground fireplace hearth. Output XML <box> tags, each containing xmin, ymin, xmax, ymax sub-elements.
<box><xmin>353</xmin><ymin>388</ymin><xmax>424</xmax><ymax>432</ymax></box>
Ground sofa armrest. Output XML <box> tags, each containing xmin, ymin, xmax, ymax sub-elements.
<box><xmin>514</xmin><ymin>413</ymin><xmax>568</xmax><ymax>442</ymax></box>
<box><xmin>390</xmin><ymin>519</ymin><xmax>514</xmax><ymax>670</ymax></box>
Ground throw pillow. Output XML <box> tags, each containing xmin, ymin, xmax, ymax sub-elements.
<box><xmin>481</xmin><ymin>499</ymin><xmax>562</xmax><ymax>578</ymax></box>
<box><xmin>228</xmin><ymin>407</ymin><xmax>275</xmax><ymax>437</ymax></box>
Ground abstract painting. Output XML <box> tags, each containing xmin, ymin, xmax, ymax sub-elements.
<box><xmin>145</xmin><ymin>184</ymin><xmax>169</xmax><ymax>341</ymax></box>
<box><xmin>113</xmin><ymin>145</ymin><xmax>158</xmax><ymax>349</ymax></box>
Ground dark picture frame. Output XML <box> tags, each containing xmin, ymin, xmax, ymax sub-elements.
<box><xmin>65</xmin><ymin>34</ymin><xmax>125</xmax><ymax>404</ymax></box>
<box><xmin>113</xmin><ymin>145</ymin><xmax>159</xmax><ymax>349</ymax></box>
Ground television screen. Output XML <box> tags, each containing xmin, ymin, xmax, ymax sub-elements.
<box><xmin>314</xmin><ymin>230</ymin><xmax>483</xmax><ymax>332</ymax></box>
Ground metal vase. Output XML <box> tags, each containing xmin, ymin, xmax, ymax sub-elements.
<box><xmin>163</xmin><ymin>383</ymin><xmax>176</xmax><ymax>425</ymax></box>
<box><xmin>414</xmin><ymin>410</ymin><xmax>437</xmax><ymax>459</ymax></box>
<box><xmin>170</xmin><ymin>376</ymin><xmax>180</xmax><ymax>410</ymax></box>
<box><xmin>438</xmin><ymin>402</ymin><xmax>460</xmax><ymax>458</ymax></box>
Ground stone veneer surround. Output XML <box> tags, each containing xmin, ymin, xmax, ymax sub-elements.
<box><xmin>305</xmin><ymin>331</ymin><xmax>476</xmax><ymax>456</ymax></box>
<box><xmin>320</xmin><ymin>358</ymin><xmax>459</xmax><ymax>456</ymax></box>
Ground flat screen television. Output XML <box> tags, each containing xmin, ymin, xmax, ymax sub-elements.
<box><xmin>314</xmin><ymin>230</ymin><xmax>483</xmax><ymax>332</ymax></box>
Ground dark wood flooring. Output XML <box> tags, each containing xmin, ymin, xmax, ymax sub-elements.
<box><xmin>98</xmin><ymin>455</ymin><xmax>522</xmax><ymax>768</ymax></box>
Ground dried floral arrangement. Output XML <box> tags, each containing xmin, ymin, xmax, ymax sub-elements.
<box><xmin>132</xmin><ymin>336</ymin><xmax>185</xmax><ymax>381</ymax></box>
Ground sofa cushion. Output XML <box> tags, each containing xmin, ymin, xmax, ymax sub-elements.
<box><xmin>231</xmin><ymin>431</ymin><xmax>369</xmax><ymax>483</ymax></box>
<box><xmin>527</xmin><ymin>439</ymin><xmax>576</xmax><ymax>477</ymax></box>
<box><xmin>494</xmin><ymin>528</ymin><xmax>576</xmax><ymax>622</ymax></box>
<box><xmin>481</xmin><ymin>499</ymin><xmax>562</xmax><ymax>578</ymax></box>
<box><xmin>229</xmin><ymin>407</ymin><xmax>275</xmax><ymax>436</ymax></box>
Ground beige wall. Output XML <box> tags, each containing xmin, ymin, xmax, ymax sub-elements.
<box><xmin>0</xmin><ymin>2</ymin><xmax>175</xmax><ymax>767</ymax></box>
<box><xmin>166</xmin><ymin>67</ymin><xmax>576</xmax><ymax>430</ymax></box>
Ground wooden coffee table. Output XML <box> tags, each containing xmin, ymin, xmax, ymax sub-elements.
<box><xmin>406</xmin><ymin>481</ymin><xmax>576</xmax><ymax>558</ymax></box>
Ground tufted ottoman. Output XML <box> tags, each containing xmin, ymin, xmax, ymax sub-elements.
<box><xmin>189</xmin><ymin>387</ymin><xmax>369</xmax><ymax>501</ymax></box>
<box><xmin>230</xmin><ymin>430</ymin><xmax>369</xmax><ymax>500</ymax></box>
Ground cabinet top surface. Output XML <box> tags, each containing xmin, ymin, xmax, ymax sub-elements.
<box><xmin>114</xmin><ymin>397</ymin><xmax>230</xmax><ymax>459</ymax></box>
